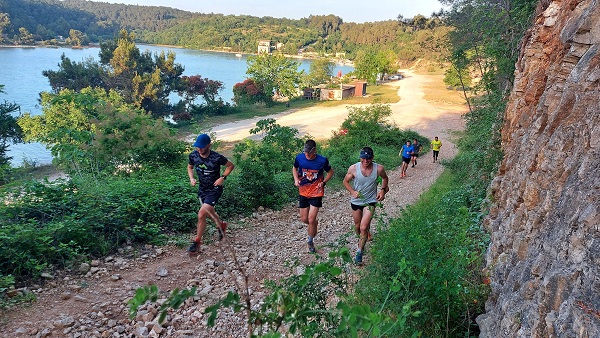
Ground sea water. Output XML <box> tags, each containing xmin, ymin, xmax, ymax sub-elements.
<box><xmin>0</xmin><ymin>45</ymin><xmax>352</xmax><ymax>166</ymax></box>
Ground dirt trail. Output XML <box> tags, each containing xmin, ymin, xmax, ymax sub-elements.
<box><xmin>2</xmin><ymin>71</ymin><xmax>466</xmax><ymax>337</ymax></box>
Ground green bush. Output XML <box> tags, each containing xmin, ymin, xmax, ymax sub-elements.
<box><xmin>0</xmin><ymin>166</ymin><xmax>198</xmax><ymax>282</ymax></box>
<box><xmin>323</xmin><ymin>104</ymin><xmax>428</xmax><ymax>181</ymax></box>
<box><xmin>232</xmin><ymin>119</ymin><xmax>302</xmax><ymax>210</ymax></box>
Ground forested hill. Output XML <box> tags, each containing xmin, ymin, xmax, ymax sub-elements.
<box><xmin>0</xmin><ymin>0</ymin><xmax>196</xmax><ymax>41</ymax></box>
<box><xmin>139</xmin><ymin>14</ymin><xmax>450</xmax><ymax>59</ymax></box>
<box><xmin>1</xmin><ymin>0</ymin><xmax>448</xmax><ymax>61</ymax></box>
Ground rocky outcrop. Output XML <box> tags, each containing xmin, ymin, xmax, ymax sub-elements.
<box><xmin>477</xmin><ymin>0</ymin><xmax>599</xmax><ymax>337</ymax></box>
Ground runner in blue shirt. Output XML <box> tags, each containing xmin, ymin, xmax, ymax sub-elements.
<box><xmin>400</xmin><ymin>140</ymin><xmax>414</xmax><ymax>178</ymax></box>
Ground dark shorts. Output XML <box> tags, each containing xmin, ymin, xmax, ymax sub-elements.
<box><xmin>351</xmin><ymin>202</ymin><xmax>377</xmax><ymax>211</ymax></box>
<box><xmin>433</xmin><ymin>150</ymin><xmax>439</xmax><ymax>156</ymax></box>
<box><xmin>402</xmin><ymin>156</ymin><xmax>411</xmax><ymax>164</ymax></box>
<box><xmin>412</xmin><ymin>153</ymin><xmax>419</xmax><ymax>158</ymax></box>
<box><xmin>198</xmin><ymin>186</ymin><xmax>223</xmax><ymax>206</ymax></box>
<box><xmin>298</xmin><ymin>196</ymin><xmax>323</xmax><ymax>208</ymax></box>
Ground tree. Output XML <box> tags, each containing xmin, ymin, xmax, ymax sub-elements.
<box><xmin>67</xmin><ymin>29</ymin><xmax>89</xmax><ymax>46</ymax></box>
<box><xmin>0</xmin><ymin>13</ymin><xmax>10</xmax><ymax>44</ymax></box>
<box><xmin>0</xmin><ymin>85</ymin><xmax>23</xmax><ymax>167</ymax></box>
<box><xmin>43</xmin><ymin>54</ymin><xmax>103</xmax><ymax>92</ymax></box>
<box><xmin>305</xmin><ymin>58</ymin><xmax>334</xmax><ymax>87</ymax></box>
<box><xmin>17</xmin><ymin>88</ymin><xmax>183</xmax><ymax>174</ymax></box>
<box><xmin>42</xmin><ymin>29</ymin><xmax>225</xmax><ymax>119</ymax></box>
<box><xmin>17</xmin><ymin>27</ymin><xmax>34</xmax><ymax>45</ymax></box>
<box><xmin>353</xmin><ymin>48</ymin><xmax>395</xmax><ymax>84</ymax></box>
<box><xmin>246</xmin><ymin>53</ymin><xmax>303</xmax><ymax>98</ymax></box>
<box><xmin>232</xmin><ymin>79</ymin><xmax>271</xmax><ymax>106</ymax></box>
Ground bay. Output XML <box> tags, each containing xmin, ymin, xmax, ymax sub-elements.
<box><xmin>0</xmin><ymin>45</ymin><xmax>353</xmax><ymax>167</ymax></box>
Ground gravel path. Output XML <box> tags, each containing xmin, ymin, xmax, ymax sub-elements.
<box><xmin>2</xmin><ymin>71</ymin><xmax>465</xmax><ymax>337</ymax></box>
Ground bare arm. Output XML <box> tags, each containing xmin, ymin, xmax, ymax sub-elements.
<box><xmin>343</xmin><ymin>165</ymin><xmax>360</xmax><ymax>199</ymax></box>
<box><xmin>376</xmin><ymin>165</ymin><xmax>389</xmax><ymax>201</ymax></box>
<box><xmin>323</xmin><ymin>167</ymin><xmax>334</xmax><ymax>184</ymax></box>
<box><xmin>215</xmin><ymin>160</ymin><xmax>235</xmax><ymax>186</ymax></box>
<box><xmin>292</xmin><ymin>166</ymin><xmax>300</xmax><ymax>187</ymax></box>
<box><xmin>187</xmin><ymin>164</ymin><xmax>197</xmax><ymax>186</ymax></box>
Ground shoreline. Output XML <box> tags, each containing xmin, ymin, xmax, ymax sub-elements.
<box><xmin>0</xmin><ymin>42</ymin><xmax>355</xmax><ymax>66</ymax></box>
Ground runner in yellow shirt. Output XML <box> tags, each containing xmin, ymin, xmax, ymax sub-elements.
<box><xmin>431</xmin><ymin>136</ymin><xmax>442</xmax><ymax>163</ymax></box>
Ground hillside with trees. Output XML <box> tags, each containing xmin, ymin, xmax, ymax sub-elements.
<box><xmin>0</xmin><ymin>0</ymin><xmax>449</xmax><ymax>65</ymax></box>
<box><xmin>0</xmin><ymin>0</ymin><xmax>196</xmax><ymax>42</ymax></box>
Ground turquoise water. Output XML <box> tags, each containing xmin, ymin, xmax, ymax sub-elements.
<box><xmin>0</xmin><ymin>45</ymin><xmax>352</xmax><ymax>166</ymax></box>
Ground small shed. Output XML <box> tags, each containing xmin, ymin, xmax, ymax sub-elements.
<box><xmin>354</xmin><ymin>81</ymin><xmax>367</xmax><ymax>96</ymax></box>
<box><xmin>320</xmin><ymin>85</ymin><xmax>356</xmax><ymax>100</ymax></box>
<box><xmin>303</xmin><ymin>87</ymin><xmax>321</xmax><ymax>100</ymax></box>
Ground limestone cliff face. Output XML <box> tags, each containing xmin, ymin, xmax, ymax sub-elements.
<box><xmin>477</xmin><ymin>0</ymin><xmax>599</xmax><ymax>337</ymax></box>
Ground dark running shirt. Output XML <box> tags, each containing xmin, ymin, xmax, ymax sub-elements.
<box><xmin>189</xmin><ymin>150</ymin><xmax>228</xmax><ymax>189</ymax></box>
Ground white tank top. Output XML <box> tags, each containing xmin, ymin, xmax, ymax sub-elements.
<box><xmin>350</xmin><ymin>162</ymin><xmax>378</xmax><ymax>205</ymax></box>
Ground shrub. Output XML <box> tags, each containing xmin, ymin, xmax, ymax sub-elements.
<box><xmin>353</xmin><ymin>172</ymin><xmax>489</xmax><ymax>336</ymax></box>
<box><xmin>323</xmin><ymin>104</ymin><xmax>428</xmax><ymax>180</ymax></box>
<box><xmin>0</xmin><ymin>166</ymin><xmax>198</xmax><ymax>282</ymax></box>
<box><xmin>232</xmin><ymin>119</ymin><xmax>302</xmax><ymax>210</ymax></box>
<box><xmin>232</xmin><ymin>79</ymin><xmax>272</xmax><ymax>106</ymax></box>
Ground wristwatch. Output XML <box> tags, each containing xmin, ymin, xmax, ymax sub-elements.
<box><xmin>221</xmin><ymin>175</ymin><xmax>227</xmax><ymax>180</ymax></box>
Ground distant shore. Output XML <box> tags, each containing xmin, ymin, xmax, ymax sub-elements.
<box><xmin>1</xmin><ymin>42</ymin><xmax>355</xmax><ymax>66</ymax></box>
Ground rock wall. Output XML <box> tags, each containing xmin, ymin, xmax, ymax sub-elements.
<box><xmin>477</xmin><ymin>0</ymin><xmax>599</xmax><ymax>337</ymax></box>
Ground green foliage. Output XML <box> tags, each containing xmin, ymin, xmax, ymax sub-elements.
<box><xmin>232</xmin><ymin>79</ymin><xmax>272</xmax><ymax>107</ymax></box>
<box><xmin>42</xmin><ymin>30</ymin><xmax>225</xmax><ymax>118</ymax></box>
<box><xmin>353</xmin><ymin>48</ymin><xmax>396</xmax><ymax>84</ymax></box>
<box><xmin>42</xmin><ymin>54</ymin><xmax>104</xmax><ymax>92</ymax></box>
<box><xmin>443</xmin><ymin>0</ymin><xmax>537</xmax><ymax>94</ymax></box>
<box><xmin>354</xmin><ymin>171</ymin><xmax>489</xmax><ymax>336</ymax></box>
<box><xmin>323</xmin><ymin>104</ymin><xmax>425</xmax><ymax>181</ymax></box>
<box><xmin>0</xmin><ymin>84</ymin><xmax>23</xmax><ymax>168</ymax></box>
<box><xmin>128</xmin><ymin>285</ymin><xmax>197</xmax><ymax>324</ymax></box>
<box><xmin>304</xmin><ymin>58</ymin><xmax>334</xmax><ymax>87</ymax></box>
<box><xmin>0</xmin><ymin>167</ymin><xmax>198</xmax><ymax>282</ymax></box>
<box><xmin>17</xmin><ymin>88</ymin><xmax>185</xmax><ymax>175</ymax></box>
<box><xmin>231</xmin><ymin>119</ymin><xmax>302</xmax><ymax>209</ymax></box>
<box><xmin>246</xmin><ymin>54</ymin><xmax>304</xmax><ymax>98</ymax></box>
<box><xmin>443</xmin><ymin>66</ymin><xmax>472</xmax><ymax>88</ymax></box>
<box><xmin>0</xmin><ymin>273</ymin><xmax>35</xmax><ymax>309</ymax></box>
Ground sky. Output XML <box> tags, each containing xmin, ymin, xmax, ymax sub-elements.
<box><xmin>94</xmin><ymin>0</ymin><xmax>445</xmax><ymax>23</ymax></box>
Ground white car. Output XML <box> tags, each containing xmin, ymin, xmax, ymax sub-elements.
<box><xmin>389</xmin><ymin>74</ymin><xmax>402</xmax><ymax>80</ymax></box>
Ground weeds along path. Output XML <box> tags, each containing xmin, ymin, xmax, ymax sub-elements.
<box><xmin>2</xmin><ymin>72</ymin><xmax>466</xmax><ymax>337</ymax></box>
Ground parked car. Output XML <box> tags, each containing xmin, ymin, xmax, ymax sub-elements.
<box><xmin>389</xmin><ymin>74</ymin><xmax>402</xmax><ymax>80</ymax></box>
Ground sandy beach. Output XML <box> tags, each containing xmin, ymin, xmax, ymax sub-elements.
<box><xmin>207</xmin><ymin>69</ymin><xmax>466</xmax><ymax>143</ymax></box>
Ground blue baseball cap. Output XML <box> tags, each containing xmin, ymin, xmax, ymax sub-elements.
<box><xmin>193</xmin><ymin>134</ymin><xmax>211</xmax><ymax>148</ymax></box>
<box><xmin>359</xmin><ymin>148</ymin><xmax>373</xmax><ymax>159</ymax></box>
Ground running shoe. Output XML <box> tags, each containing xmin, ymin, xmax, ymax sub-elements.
<box><xmin>308</xmin><ymin>241</ymin><xmax>316</xmax><ymax>253</ymax></box>
<box><xmin>217</xmin><ymin>221</ymin><xmax>228</xmax><ymax>241</ymax></box>
<box><xmin>187</xmin><ymin>241</ymin><xmax>200</xmax><ymax>254</ymax></box>
<box><xmin>355</xmin><ymin>251</ymin><xmax>363</xmax><ymax>265</ymax></box>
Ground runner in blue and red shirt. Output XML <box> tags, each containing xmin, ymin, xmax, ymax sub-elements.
<box><xmin>292</xmin><ymin>139</ymin><xmax>334</xmax><ymax>253</ymax></box>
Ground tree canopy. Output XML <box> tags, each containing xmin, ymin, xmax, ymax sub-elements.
<box><xmin>42</xmin><ymin>29</ymin><xmax>223</xmax><ymax>118</ymax></box>
<box><xmin>246</xmin><ymin>54</ymin><xmax>303</xmax><ymax>98</ymax></box>
<box><xmin>0</xmin><ymin>85</ymin><xmax>23</xmax><ymax>167</ymax></box>
<box><xmin>17</xmin><ymin>87</ymin><xmax>184</xmax><ymax>175</ymax></box>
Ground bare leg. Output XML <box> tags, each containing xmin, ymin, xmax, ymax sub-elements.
<box><xmin>195</xmin><ymin>203</ymin><xmax>223</xmax><ymax>241</ymax></box>
<box><xmin>357</xmin><ymin>207</ymin><xmax>374</xmax><ymax>252</ymax></box>
<box><xmin>307</xmin><ymin>205</ymin><xmax>319</xmax><ymax>238</ymax></box>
